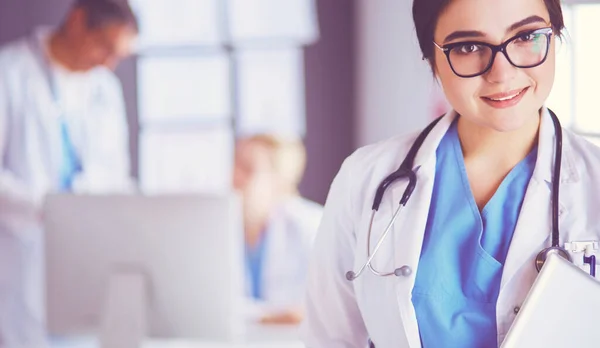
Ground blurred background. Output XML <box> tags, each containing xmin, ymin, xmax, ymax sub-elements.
<box><xmin>1</xmin><ymin>0</ymin><xmax>600</xmax><ymax>345</ymax></box>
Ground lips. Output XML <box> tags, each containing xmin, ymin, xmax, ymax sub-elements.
<box><xmin>481</xmin><ymin>87</ymin><xmax>529</xmax><ymax>109</ymax></box>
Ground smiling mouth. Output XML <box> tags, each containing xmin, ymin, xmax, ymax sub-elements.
<box><xmin>482</xmin><ymin>87</ymin><xmax>529</xmax><ymax>102</ymax></box>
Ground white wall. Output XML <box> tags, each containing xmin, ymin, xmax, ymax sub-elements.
<box><xmin>355</xmin><ymin>0</ymin><xmax>442</xmax><ymax>147</ymax></box>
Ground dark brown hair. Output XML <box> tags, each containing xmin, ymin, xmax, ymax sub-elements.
<box><xmin>72</xmin><ymin>0</ymin><xmax>139</xmax><ymax>32</ymax></box>
<box><xmin>412</xmin><ymin>0</ymin><xmax>564</xmax><ymax>63</ymax></box>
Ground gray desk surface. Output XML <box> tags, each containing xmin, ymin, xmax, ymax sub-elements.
<box><xmin>50</xmin><ymin>324</ymin><xmax>304</xmax><ymax>348</ymax></box>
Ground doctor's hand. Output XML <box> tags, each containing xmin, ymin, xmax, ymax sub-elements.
<box><xmin>259</xmin><ymin>309</ymin><xmax>304</xmax><ymax>325</ymax></box>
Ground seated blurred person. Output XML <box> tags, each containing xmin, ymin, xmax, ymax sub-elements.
<box><xmin>233</xmin><ymin>134</ymin><xmax>323</xmax><ymax>325</ymax></box>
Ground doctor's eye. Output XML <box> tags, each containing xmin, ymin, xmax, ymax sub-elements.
<box><xmin>516</xmin><ymin>33</ymin><xmax>535</xmax><ymax>42</ymax></box>
<box><xmin>513</xmin><ymin>32</ymin><xmax>545</xmax><ymax>46</ymax></box>
<box><xmin>453</xmin><ymin>44</ymin><xmax>484</xmax><ymax>55</ymax></box>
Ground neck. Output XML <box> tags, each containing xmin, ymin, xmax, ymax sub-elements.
<box><xmin>457</xmin><ymin>112</ymin><xmax>540</xmax><ymax>168</ymax></box>
<box><xmin>245</xmin><ymin>220</ymin><xmax>267</xmax><ymax>249</ymax></box>
<box><xmin>48</xmin><ymin>30</ymin><xmax>77</xmax><ymax>71</ymax></box>
<box><xmin>243</xmin><ymin>190</ymin><xmax>298</xmax><ymax>248</ymax></box>
<box><xmin>243</xmin><ymin>197</ymin><xmax>272</xmax><ymax>249</ymax></box>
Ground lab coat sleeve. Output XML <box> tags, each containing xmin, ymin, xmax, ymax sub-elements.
<box><xmin>0</xmin><ymin>70</ymin><xmax>41</xmax><ymax>223</ymax></box>
<box><xmin>301</xmin><ymin>155</ymin><xmax>370</xmax><ymax>348</ymax></box>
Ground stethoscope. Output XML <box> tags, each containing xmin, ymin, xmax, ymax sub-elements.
<box><xmin>346</xmin><ymin>109</ymin><xmax>571</xmax><ymax>281</ymax></box>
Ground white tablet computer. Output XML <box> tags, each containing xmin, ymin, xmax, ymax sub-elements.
<box><xmin>501</xmin><ymin>253</ymin><xmax>600</xmax><ymax>347</ymax></box>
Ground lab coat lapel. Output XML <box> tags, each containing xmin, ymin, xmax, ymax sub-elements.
<box><xmin>499</xmin><ymin>179</ymin><xmax>551</xmax><ymax>291</ymax></box>
<box><xmin>389</xmin><ymin>112</ymin><xmax>456</xmax><ymax>348</ymax></box>
<box><xmin>28</xmin><ymin>33</ymin><xmax>64</xmax><ymax>178</ymax></box>
<box><xmin>29</xmin><ymin>81</ymin><xmax>63</xmax><ymax>177</ymax></box>
<box><xmin>501</xmin><ymin>109</ymin><xmax>576</xmax><ymax>290</ymax></box>
<box><xmin>261</xmin><ymin>216</ymin><xmax>284</xmax><ymax>301</ymax></box>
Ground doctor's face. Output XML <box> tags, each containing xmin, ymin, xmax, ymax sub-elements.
<box><xmin>233</xmin><ymin>140</ymin><xmax>277</xmax><ymax>198</ymax></box>
<box><xmin>65</xmin><ymin>7</ymin><xmax>137</xmax><ymax>72</ymax></box>
<box><xmin>433</xmin><ymin>0</ymin><xmax>556</xmax><ymax>132</ymax></box>
<box><xmin>74</xmin><ymin>23</ymin><xmax>136</xmax><ymax>71</ymax></box>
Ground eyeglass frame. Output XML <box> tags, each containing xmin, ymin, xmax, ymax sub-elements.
<box><xmin>433</xmin><ymin>27</ymin><xmax>554</xmax><ymax>78</ymax></box>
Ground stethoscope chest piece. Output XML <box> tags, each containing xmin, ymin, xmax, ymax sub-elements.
<box><xmin>535</xmin><ymin>246</ymin><xmax>572</xmax><ymax>272</ymax></box>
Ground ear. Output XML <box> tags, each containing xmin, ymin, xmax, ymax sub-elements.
<box><xmin>429</xmin><ymin>57</ymin><xmax>440</xmax><ymax>78</ymax></box>
<box><xmin>435</xmin><ymin>72</ymin><xmax>442</xmax><ymax>86</ymax></box>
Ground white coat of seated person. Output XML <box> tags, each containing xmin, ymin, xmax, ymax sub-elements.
<box><xmin>233</xmin><ymin>134</ymin><xmax>323</xmax><ymax>326</ymax></box>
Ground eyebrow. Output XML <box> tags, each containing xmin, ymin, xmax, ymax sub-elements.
<box><xmin>442</xmin><ymin>15</ymin><xmax>549</xmax><ymax>44</ymax></box>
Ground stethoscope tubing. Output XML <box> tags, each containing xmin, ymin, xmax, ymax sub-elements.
<box><xmin>348</xmin><ymin>110</ymin><xmax>569</xmax><ymax>281</ymax></box>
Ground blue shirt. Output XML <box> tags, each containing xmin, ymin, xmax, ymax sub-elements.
<box><xmin>412</xmin><ymin>119</ymin><xmax>537</xmax><ymax>347</ymax></box>
<box><xmin>246</xmin><ymin>231</ymin><xmax>269</xmax><ymax>300</ymax></box>
<box><xmin>58</xmin><ymin>118</ymin><xmax>81</xmax><ymax>191</ymax></box>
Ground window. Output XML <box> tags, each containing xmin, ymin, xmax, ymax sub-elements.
<box><xmin>546</xmin><ymin>3</ymin><xmax>600</xmax><ymax>146</ymax></box>
<box><xmin>129</xmin><ymin>0</ymin><xmax>318</xmax><ymax>193</ymax></box>
<box><xmin>235</xmin><ymin>47</ymin><xmax>306</xmax><ymax>136</ymax></box>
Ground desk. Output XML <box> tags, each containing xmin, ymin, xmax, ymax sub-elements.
<box><xmin>51</xmin><ymin>325</ymin><xmax>304</xmax><ymax>348</ymax></box>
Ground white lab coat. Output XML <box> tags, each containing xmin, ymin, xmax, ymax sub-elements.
<box><xmin>0</xmin><ymin>28</ymin><xmax>131</xmax><ymax>347</ymax></box>
<box><xmin>301</xmin><ymin>108</ymin><xmax>600</xmax><ymax>348</ymax></box>
<box><xmin>246</xmin><ymin>196</ymin><xmax>323</xmax><ymax>319</ymax></box>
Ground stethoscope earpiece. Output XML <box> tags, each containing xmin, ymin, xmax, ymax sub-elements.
<box><xmin>394</xmin><ymin>266</ymin><xmax>412</xmax><ymax>277</ymax></box>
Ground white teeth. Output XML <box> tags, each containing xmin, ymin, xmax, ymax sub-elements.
<box><xmin>487</xmin><ymin>89</ymin><xmax>524</xmax><ymax>101</ymax></box>
<box><xmin>492</xmin><ymin>94</ymin><xmax>517</xmax><ymax>101</ymax></box>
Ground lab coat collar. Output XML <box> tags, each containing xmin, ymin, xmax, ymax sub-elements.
<box><xmin>411</xmin><ymin>107</ymin><xmax>580</xmax><ymax>186</ymax></box>
<box><xmin>500</xmin><ymin>107</ymin><xmax>578</xmax><ymax>292</ymax></box>
<box><xmin>30</xmin><ymin>27</ymin><xmax>53</xmax><ymax>58</ymax></box>
<box><xmin>25</xmin><ymin>27</ymin><xmax>65</xmax><ymax>180</ymax></box>
<box><xmin>30</xmin><ymin>27</ymin><xmax>82</xmax><ymax>77</ymax></box>
<box><xmin>533</xmin><ymin>107</ymin><xmax>579</xmax><ymax>186</ymax></box>
<box><xmin>386</xmin><ymin>113</ymin><xmax>457</xmax><ymax>347</ymax></box>
<box><xmin>389</xmin><ymin>158</ymin><xmax>436</xmax><ymax>348</ymax></box>
<box><xmin>411</xmin><ymin>110</ymin><xmax>458</xmax><ymax>171</ymax></box>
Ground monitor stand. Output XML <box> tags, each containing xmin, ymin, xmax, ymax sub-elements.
<box><xmin>99</xmin><ymin>271</ymin><xmax>147</xmax><ymax>348</ymax></box>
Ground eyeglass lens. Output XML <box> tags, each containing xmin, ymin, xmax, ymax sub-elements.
<box><xmin>448</xmin><ymin>30</ymin><xmax>550</xmax><ymax>77</ymax></box>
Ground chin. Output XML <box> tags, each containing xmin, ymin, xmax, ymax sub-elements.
<box><xmin>74</xmin><ymin>62</ymin><xmax>97</xmax><ymax>72</ymax></box>
<box><xmin>474</xmin><ymin>104</ymin><xmax>541</xmax><ymax>133</ymax></box>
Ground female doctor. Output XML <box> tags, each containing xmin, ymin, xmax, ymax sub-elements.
<box><xmin>301</xmin><ymin>0</ymin><xmax>600</xmax><ymax>347</ymax></box>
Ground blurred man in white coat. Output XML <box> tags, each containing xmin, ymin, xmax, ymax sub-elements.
<box><xmin>0</xmin><ymin>0</ymin><xmax>137</xmax><ymax>345</ymax></box>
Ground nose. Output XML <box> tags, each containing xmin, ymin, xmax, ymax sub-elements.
<box><xmin>484</xmin><ymin>50</ymin><xmax>517</xmax><ymax>84</ymax></box>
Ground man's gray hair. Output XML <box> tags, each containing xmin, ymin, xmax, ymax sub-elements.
<box><xmin>72</xmin><ymin>0</ymin><xmax>138</xmax><ymax>31</ymax></box>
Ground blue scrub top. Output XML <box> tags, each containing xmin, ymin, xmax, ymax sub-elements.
<box><xmin>412</xmin><ymin>119</ymin><xmax>537</xmax><ymax>347</ymax></box>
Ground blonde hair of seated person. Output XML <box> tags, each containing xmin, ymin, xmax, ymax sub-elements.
<box><xmin>233</xmin><ymin>134</ymin><xmax>308</xmax><ymax>324</ymax></box>
<box><xmin>233</xmin><ymin>134</ymin><xmax>307</xmax><ymax>244</ymax></box>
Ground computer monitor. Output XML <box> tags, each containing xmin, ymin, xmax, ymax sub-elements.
<box><xmin>43</xmin><ymin>193</ymin><xmax>245</xmax><ymax>347</ymax></box>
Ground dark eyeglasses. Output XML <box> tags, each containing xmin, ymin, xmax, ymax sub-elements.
<box><xmin>434</xmin><ymin>27</ymin><xmax>554</xmax><ymax>78</ymax></box>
